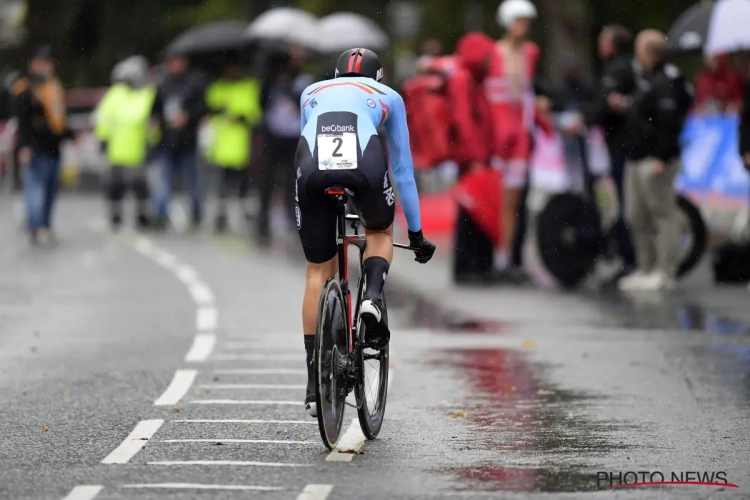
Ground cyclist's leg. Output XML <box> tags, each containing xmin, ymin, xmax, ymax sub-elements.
<box><xmin>354</xmin><ymin>136</ymin><xmax>396</xmax><ymax>346</ymax></box>
<box><xmin>296</xmin><ymin>137</ymin><xmax>338</xmax><ymax>415</ymax></box>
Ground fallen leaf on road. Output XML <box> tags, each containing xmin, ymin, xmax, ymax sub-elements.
<box><xmin>61</xmin><ymin>389</ymin><xmax>69</xmax><ymax>395</ymax></box>
<box><xmin>451</xmin><ymin>412</ymin><xmax>468</xmax><ymax>418</ymax></box>
<box><xmin>465</xmin><ymin>445</ymin><xmax>471</xmax><ymax>450</ymax></box>
<box><xmin>141</xmin><ymin>445</ymin><xmax>145</xmax><ymax>450</ymax></box>
<box><xmin>338</xmin><ymin>449</ymin><xmax>366</xmax><ymax>455</ymax></box>
<box><xmin>214</xmin><ymin>442</ymin><xmax>224</xmax><ymax>446</ymax></box>
<box><xmin>42</xmin><ymin>427</ymin><xmax>49</xmax><ymax>432</ymax></box>
<box><xmin>509</xmin><ymin>385</ymin><xmax>517</xmax><ymax>392</ymax></box>
<box><xmin>173</xmin><ymin>409</ymin><xmax>180</xmax><ymax>414</ymax></box>
<box><xmin>137</xmin><ymin>438</ymin><xmax>148</xmax><ymax>440</ymax></box>
<box><xmin>522</xmin><ymin>339</ymin><xmax>535</xmax><ymax>349</ymax></box>
<box><xmin>722</xmin><ymin>436</ymin><xmax>732</xmax><ymax>439</ymax></box>
<box><xmin>213</xmin><ymin>377</ymin><xmax>220</xmax><ymax>382</ymax></box>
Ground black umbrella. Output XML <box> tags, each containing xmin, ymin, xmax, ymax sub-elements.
<box><xmin>666</xmin><ymin>2</ymin><xmax>714</xmax><ymax>55</ymax></box>
<box><xmin>166</xmin><ymin>20</ymin><xmax>250</xmax><ymax>57</ymax></box>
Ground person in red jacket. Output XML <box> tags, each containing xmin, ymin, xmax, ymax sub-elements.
<box><xmin>449</xmin><ymin>32</ymin><xmax>499</xmax><ymax>284</ymax></box>
<box><xmin>694</xmin><ymin>54</ymin><xmax>744</xmax><ymax>114</ymax></box>
<box><xmin>486</xmin><ymin>0</ymin><xmax>544</xmax><ymax>280</ymax></box>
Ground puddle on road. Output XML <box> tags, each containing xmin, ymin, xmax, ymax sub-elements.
<box><xmin>387</xmin><ymin>284</ymin><xmax>507</xmax><ymax>333</ymax></box>
<box><xmin>430</xmin><ymin>348</ymin><xmax>635</xmax><ymax>493</ymax></box>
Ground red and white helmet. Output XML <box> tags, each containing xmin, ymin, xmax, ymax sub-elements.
<box><xmin>497</xmin><ymin>0</ymin><xmax>538</xmax><ymax>29</ymax></box>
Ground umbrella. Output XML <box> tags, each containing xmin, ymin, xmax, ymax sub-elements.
<box><xmin>166</xmin><ymin>20</ymin><xmax>249</xmax><ymax>57</ymax></box>
<box><xmin>705</xmin><ymin>0</ymin><xmax>750</xmax><ymax>55</ymax></box>
<box><xmin>315</xmin><ymin>13</ymin><xmax>389</xmax><ymax>54</ymax></box>
<box><xmin>454</xmin><ymin>168</ymin><xmax>502</xmax><ymax>247</ymax></box>
<box><xmin>244</xmin><ymin>7</ymin><xmax>319</xmax><ymax>49</ymax></box>
<box><xmin>666</xmin><ymin>2</ymin><xmax>713</xmax><ymax>55</ymax></box>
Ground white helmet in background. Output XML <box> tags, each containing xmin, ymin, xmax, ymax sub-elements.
<box><xmin>497</xmin><ymin>0</ymin><xmax>538</xmax><ymax>29</ymax></box>
<box><xmin>111</xmin><ymin>56</ymin><xmax>149</xmax><ymax>86</ymax></box>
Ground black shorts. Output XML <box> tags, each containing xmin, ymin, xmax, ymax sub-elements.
<box><xmin>295</xmin><ymin>111</ymin><xmax>395</xmax><ymax>264</ymax></box>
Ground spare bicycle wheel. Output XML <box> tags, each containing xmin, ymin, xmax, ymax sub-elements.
<box><xmin>355</xmin><ymin>291</ymin><xmax>390</xmax><ymax>440</ymax></box>
<box><xmin>315</xmin><ymin>278</ymin><xmax>349</xmax><ymax>449</ymax></box>
<box><xmin>537</xmin><ymin>193</ymin><xmax>601</xmax><ymax>288</ymax></box>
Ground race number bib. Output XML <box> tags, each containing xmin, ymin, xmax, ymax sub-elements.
<box><xmin>317</xmin><ymin>133</ymin><xmax>358</xmax><ymax>170</ymax></box>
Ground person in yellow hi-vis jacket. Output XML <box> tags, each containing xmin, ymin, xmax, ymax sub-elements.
<box><xmin>206</xmin><ymin>60</ymin><xmax>262</xmax><ymax>232</ymax></box>
<box><xmin>96</xmin><ymin>57</ymin><xmax>159</xmax><ymax>230</ymax></box>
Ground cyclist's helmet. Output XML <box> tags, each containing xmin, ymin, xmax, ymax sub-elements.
<box><xmin>335</xmin><ymin>48</ymin><xmax>383</xmax><ymax>82</ymax></box>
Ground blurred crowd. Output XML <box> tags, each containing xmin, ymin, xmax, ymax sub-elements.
<box><xmin>2</xmin><ymin>0</ymin><xmax>750</xmax><ymax>292</ymax></box>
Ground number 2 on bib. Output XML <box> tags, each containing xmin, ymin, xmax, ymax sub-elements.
<box><xmin>318</xmin><ymin>133</ymin><xmax>358</xmax><ymax>170</ymax></box>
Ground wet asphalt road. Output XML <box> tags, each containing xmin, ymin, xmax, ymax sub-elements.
<box><xmin>1</xmin><ymin>195</ymin><xmax>749</xmax><ymax>500</ymax></box>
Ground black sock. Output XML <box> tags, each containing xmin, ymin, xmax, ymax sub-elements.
<box><xmin>363</xmin><ymin>256</ymin><xmax>390</xmax><ymax>300</ymax></box>
<box><xmin>304</xmin><ymin>335</ymin><xmax>315</xmax><ymax>397</ymax></box>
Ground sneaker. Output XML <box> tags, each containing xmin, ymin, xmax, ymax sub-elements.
<box><xmin>359</xmin><ymin>297</ymin><xmax>390</xmax><ymax>349</ymax></box>
<box><xmin>639</xmin><ymin>271</ymin><xmax>676</xmax><ymax>291</ymax></box>
<box><xmin>136</xmin><ymin>214</ymin><xmax>150</xmax><ymax>230</ymax></box>
<box><xmin>618</xmin><ymin>269</ymin><xmax>650</xmax><ymax>291</ymax></box>
<box><xmin>305</xmin><ymin>393</ymin><xmax>317</xmax><ymax>417</ymax></box>
<box><xmin>111</xmin><ymin>213</ymin><xmax>123</xmax><ymax>231</ymax></box>
<box><xmin>214</xmin><ymin>214</ymin><xmax>228</xmax><ymax>233</ymax></box>
<box><xmin>37</xmin><ymin>228</ymin><xmax>57</xmax><ymax>246</ymax></box>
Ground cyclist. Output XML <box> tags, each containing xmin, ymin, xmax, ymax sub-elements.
<box><xmin>297</xmin><ymin>48</ymin><xmax>436</xmax><ymax>416</ymax></box>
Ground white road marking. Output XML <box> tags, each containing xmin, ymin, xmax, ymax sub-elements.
<box><xmin>213</xmin><ymin>368</ymin><xmax>306</xmax><ymax>375</ymax></box>
<box><xmin>101</xmin><ymin>420</ymin><xmax>164</xmax><ymax>464</ymax></box>
<box><xmin>211</xmin><ymin>353</ymin><xmax>301</xmax><ymax>361</ymax></box>
<box><xmin>161</xmin><ymin>439</ymin><xmax>316</xmax><ymax>445</ymax></box>
<box><xmin>173</xmin><ymin>419</ymin><xmax>315</xmax><ymax>425</ymax></box>
<box><xmin>153</xmin><ymin>370</ymin><xmax>197</xmax><ymax>406</ymax></box>
<box><xmin>175</xmin><ymin>264</ymin><xmax>200</xmax><ymax>285</ymax></box>
<box><xmin>196</xmin><ymin>306</ymin><xmax>218</xmax><ymax>331</ymax></box>
<box><xmin>325</xmin><ymin>418</ymin><xmax>365</xmax><ymax>463</ymax></box>
<box><xmin>190</xmin><ymin>399</ymin><xmax>299</xmax><ymax>405</ymax></box>
<box><xmin>297</xmin><ymin>484</ymin><xmax>334</xmax><ymax>500</ymax></box>
<box><xmin>152</xmin><ymin>249</ymin><xmax>178</xmax><ymax>270</ymax></box>
<box><xmin>132</xmin><ymin>236</ymin><xmax>154</xmax><ymax>255</ymax></box>
<box><xmin>123</xmin><ymin>484</ymin><xmax>283</xmax><ymax>492</ymax></box>
<box><xmin>148</xmin><ymin>460</ymin><xmax>312</xmax><ymax>467</ymax></box>
<box><xmin>197</xmin><ymin>384</ymin><xmax>305</xmax><ymax>390</ymax></box>
<box><xmin>326</xmin><ymin>365</ymin><xmax>395</xmax><ymax>462</ymax></box>
<box><xmin>184</xmin><ymin>334</ymin><xmax>216</xmax><ymax>362</ymax></box>
<box><xmin>170</xmin><ymin>203</ymin><xmax>188</xmax><ymax>230</ymax></box>
<box><xmin>188</xmin><ymin>282</ymin><xmax>214</xmax><ymax>305</ymax></box>
<box><xmin>62</xmin><ymin>485</ymin><xmax>103</xmax><ymax>500</ymax></box>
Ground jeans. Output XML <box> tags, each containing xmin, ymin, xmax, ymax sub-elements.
<box><xmin>22</xmin><ymin>152</ymin><xmax>60</xmax><ymax>231</ymax></box>
<box><xmin>154</xmin><ymin>148</ymin><xmax>203</xmax><ymax>223</ymax></box>
<box><xmin>611</xmin><ymin>154</ymin><xmax>636</xmax><ymax>267</ymax></box>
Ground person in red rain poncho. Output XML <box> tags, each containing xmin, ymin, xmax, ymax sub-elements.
<box><xmin>694</xmin><ymin>54</ymin><xmax>744</xmax><ymax>114</ymax></box>
<box><xmin>486</xmin><ymin>0</ymin><xmax>549</xmax><ymax>280</ymax></box>
<box><xmin>449</xmin><ymin>33</ymin><xmax>502</xmax><ymax>284</ymax></box>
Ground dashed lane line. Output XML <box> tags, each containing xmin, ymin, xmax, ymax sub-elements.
<box><xmin>213</xmin><ymin>368</ymin><xmax>306</xmax><ymax>375</ymax></box>
<box><xmin>153</xmin><ymin>370</ymin><xmax>198</xmax><ymax>406</ymax></box>
<box><xmin>161</xmin><ymin>439</ymin><xmax>317</xmax><ymax>445</ymax></box>
<box><xmin>61</xmin><ymin>485</ymin><xmax>103</xmax><ymax>500</ymax></box>
<box><xmin>147</xmin><ymin>460</ymin><xmax>313</xmax><ymax>467</ymax></box>
<box><xmin>190</xmin><ymin>399</ymin><xmax>300</xmax><ymax>405</ymax></box>
<box><xmin>297</xmin><ymin>484</ymin><xmax>335</xmax><ymax>500</ymax></box>
<box><xmin>196</xmin><ymin>384</ymin><xmax>305</xmax><ymax>389</ymax></box>
<box><xmin>123</xmin><ymin>484</ymin><xmax>283</xmax><ymax>492</ymax></box>
<box><xmin>196</xmin><ymin>306</ymin><xmax>218</xmax><ymax>331</ymax></box>
<box><xmin>173</xmin><ymin>419</ymin><xmax>316</xmax><ymax>425</ymax></box>
<box><xmin>184</xmin><ymin>333</ymin><xmax>217</xmax><ymax>362</ymax></box>
<box><xmin>188</xmin><ymin>282</ymin><xmax>215</xmax><ymax>305</ymax></box>
<box><xmin>101</xmin><ymin>420</ymin><xmax>164</xmax><ymax>464</ymax></box>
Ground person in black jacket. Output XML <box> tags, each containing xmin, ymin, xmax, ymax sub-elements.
<box><xmin>150</xmin><ymin>54</ymin><xmax>208</xmax><ymax>230</ymax></box>
<box><xmin>616</xmin><ymin>30</ymin><xmax>693</xmax><ymax>292</ymax></box>
<box><xmin>583</xmin><ymin>24</ymin><xmax>638</xmax><ymax>274</ymax></box>
<box><xmin>740</xmin><ymin>78</ymin><xmax>750</xmax><ymax>170</ymax></box>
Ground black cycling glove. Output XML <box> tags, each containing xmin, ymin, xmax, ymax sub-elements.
<box><xmin>408</xmin><ymin>230</ymin><xmax>436</xmax><ymax>264</ymax></box>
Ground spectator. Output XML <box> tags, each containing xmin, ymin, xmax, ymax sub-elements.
<box><xmin>742</xmin><ymin>76</ymin><xmax>750</xmax><ymax>170</ymax></box>
<box><xmin>96</xmin><ymin>56</ymin><xmax>156</xmax><ymax>230</ymax></box>
<box><xmin>205</xmin><ymin>59</ymin><xmax>263</xmax><ymax>232</ymax></box>
<box><xmin>416</xmin><ymin>39</ymin><xmax>444</xmax><ymax>73</ymax></box>
<box><xmin>616</xmin><ymin>30</ymin><xmax>693</xmax><ymax>292</ymax></box>
<box><xmin>258</xmin><ymin>45</ymin><xmax>313</xmax><ymax>245</ymax></box>
<box><xmin>583</xmin><ymin>24</ymin><xmax>637</xmax><ymax>277</ymax></box>
<box><xmin>150</xmin><ymin>54</ymin><xmax>207</xmax><ymax>230</ymax></box>
<box><xmin>694</xmin><ymin>54</ymin><xmax>744</xmax><ymax>114</ymax></box>
<box><xmin>449</xmin><ymin>33</ymin><xmax>498</xmax><ymax>284</ymax></box>
<box><xmin>11</xmin><ymin>46</ymin><xmax>67</xmax><ymax>245</ymax></box>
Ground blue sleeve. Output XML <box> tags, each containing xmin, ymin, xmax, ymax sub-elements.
<box><xmin>384</xmin><ymin>92</ymin><xmax>422</xmax><ymax>232</ymax></box>
<box><xmin>300</xmin><ymin>94</ymin><xmax>308</xmax><ymax>133</ymax></box>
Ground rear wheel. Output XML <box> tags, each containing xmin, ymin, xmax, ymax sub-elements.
<box><xmin>676</xmin><ymin>195</ymin><xmax>707</xmax><ymax>278</ymax></box>
<box><xmin>315</xmin><ymin>278</ymin><xmax>349</xmax><ymax>449</ymax></box>
<box><xmin>355</xmin><ymin>292</ymin><xmax>390</xmax><ymax>439</ymax></box>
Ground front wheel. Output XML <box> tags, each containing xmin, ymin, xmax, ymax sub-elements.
<box><xmin>355</xmin><ymin>292</ymin><xmax>390</xmax><ymax>439</ymax></box>
<box><xmin>315</xmin><ymin>278</ymin><xmax>349</xmax><ymax>450</ymax></box>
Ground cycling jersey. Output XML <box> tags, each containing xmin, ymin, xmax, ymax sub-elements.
<box><xmin>299</xmin><ymin>77</ymin><xmax>422</xmax><ymax>232</ymax></box>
